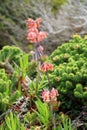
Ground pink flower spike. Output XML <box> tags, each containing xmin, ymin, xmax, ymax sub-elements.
<box><xmin>26</xmin><ymin>18</ymin><xmax>47</xmax><ymax>43</ymax></box>
<box><xmin>42</xmin><ymin>89</ymin><xmax>50</xmax><ymax>102</ymax></box>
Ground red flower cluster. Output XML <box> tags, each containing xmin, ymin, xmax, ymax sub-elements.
<box><xmin>26</xmin><ymin>18</ymin><xmax>47</xmax><ymax>43</ymax></box>
<box><xmin>40</xmin><ymin>62</ymin><xmax>53</xmax><ymax>72</ymax></box>
<box><xmin>42</xmin><ymin>88</ymin><xmax>59</xmax><ymax>103</ymax></box>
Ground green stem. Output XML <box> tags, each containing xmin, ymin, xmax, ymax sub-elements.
<box><xmin>53</xmin><ymin>112</ymin><xmax>56</xmax><ymax>130</ymax></box>
<box><xmin>50</xmin><ymin>104</ymin><xmax>56</xmax><ymax>130</ymax></box>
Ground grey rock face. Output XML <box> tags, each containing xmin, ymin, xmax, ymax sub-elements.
<box><xmin>0</xmin><ymin>0</ymin><xmax>87</xmax><ymax>54</ymax></box>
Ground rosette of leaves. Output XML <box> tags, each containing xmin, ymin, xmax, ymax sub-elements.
<box><xmin>0</xmin><ymin>69</ymin><xmax>20</xmax><ymax>113</ymax></box>
<box><xmin>47</xmin><ymin>35</ymin><xmax>87</xmax><ymax>110</ymax></box>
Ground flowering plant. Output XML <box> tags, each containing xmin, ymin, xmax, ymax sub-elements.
<box><xmin>26</xmin><ymin>18</ymin><xmax>47</xmax><ymax>44</ymax></box>
<box><xmin>42</xmin><ymin>88</ymin><xmax>60</xmax><ymax>129</ymax></box>
<box><xmin>42</xmin><ymin>88</ymin><xmax>59</xmax><ymax>103</ymax></box>
<box><xmin>40</xmin><ymin>62</ymin><xmax>53</xmax><ymax>72</ymax></box>
<box><xmin>26</xmin><ymin>18</ymin><xmax>47</xmax><ymax>61</ymax></box>
<box><xmin>26</xmin><ymin>17</ymin><xmax>60</xmax><ymax>130</ymax></box>
<box><xmin>26</xmin><ymin>18</ymin><xmax>42</xmax><ymax>29</ymax></box>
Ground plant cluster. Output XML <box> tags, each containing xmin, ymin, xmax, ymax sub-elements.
<box><xmin>0</xmin><ymin>112</ymin><xmax>25</xmax><ymax>130</ymax></box>
<box><xmin>0</xmin><ymin>69</ymin><xmax>20</xmax><ymax>113</ymax></box>
<box><xmin>47</xmin><ymin>35</ymin><xmax>87</xmax><ymax>110</ymax></box>
<box><xmin>0</xmin><ymin>18</ymin><xmax>86</xmax><ymax>130</ymax></box>
<box><xmin>26</xmin><ymin>17</ymin><xmax>47</xmax><ymax>62</ymax></box>
<box><xmin>0</xmin><ymin>46</ymin><xmax>25</xmax><ymax>66</ymax></box>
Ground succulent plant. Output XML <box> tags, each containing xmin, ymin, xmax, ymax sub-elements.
<box><xmin>47</xmin><ymin>35</ymin><xmax>87</xmax><ymax>110</ymax></box>
<box><xmin>0</xmin><ymin>45</ymin><xmax>25</xmax><ymax>66</ymax></box>
<box><xmin>0</xmin><ymin>69</ymin><xmax>20</xmax><ymax>113</ymax></box>
<box><xmin>0</xmin><ymin>112</ymin><xmax>25</xmax><ymax>130</ymax></box>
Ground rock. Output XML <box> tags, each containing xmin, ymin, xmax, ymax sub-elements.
<box><xmin>0</xmin><ymin>0</ymin><xmax>87</xmax><ymax>54</ymax></box>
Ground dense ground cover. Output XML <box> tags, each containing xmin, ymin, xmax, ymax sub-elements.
<box><xmin>0</xmin><ymin>18</ymin><xmax>87</xmax><ymax>130</ymax></box>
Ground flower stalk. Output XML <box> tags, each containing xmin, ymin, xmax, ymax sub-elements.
<box><xmin>50</xmin><ymin>103</ymin><xmax>56</xmax><ymax>130</ymax></box>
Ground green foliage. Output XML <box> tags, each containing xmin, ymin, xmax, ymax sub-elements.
<box><xmin>29</xmin><ymin>76</ymin><xmax>45</xmax><ymax>96</ymax></box>
<box><xmin>0</xmin><ymin>46</ymin><xmax>24</xmax><ymax>66</ymax></box>
<box><xmin>57</xmin><ymin>114</ymin><xmax>75</xmax><ymax>130</ymax></box>
<box><xmin>74</xmin><ymin>83</ymin><xmax>87</xmax><ymax>99</ymax></box>
<box><xmin>0</xmin><ymin>69</ymin><xmax>20</xmax><ymax>113</ymax></box>
<box><xmin>47</xmin><ymin>35</ymin><xmax>87</xmax><ymax>110</ymax></box>
<box><xmin>27</xmin><ymin>61</ymin><xmax>38</xmax><ymax>78</ymax></box>
<box><xmin>0</xmin><ymin>112</ymin><xmax>25</xmax><ymax>130</ymax></box>
<box><xmin>35</xmin><ymin>99</ymin><xmax>50</xmax><ymax>129</ymax></box>
<box><xmin>19</xmin><ymin>54</ymin><xmax>29</xmax><ymax>77</ymax></box>
<box><xmin>24</xmin><ymin>111</ymin><xmax>37</xmax><ymax>126</ymax></box>
<box><xmin>19</xmin><ymin>52</ymin><xmax>38</xmax><ymax>78</ymax></box>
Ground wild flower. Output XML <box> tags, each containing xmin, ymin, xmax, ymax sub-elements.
<box><xmin>51</xmin><ymin>88</ymin><xmax>59</xmax><ymax>101</ymax></box>
<box><xmin>27</xmin><ymin>28</ymin><xmax>39</xmax><ymax>33</ymax></box>
<box><xmin>26</xmin><ymin>18</ymin><xmax>47</xmax><ymax>44</ymax></box>
<box><xmin>26</xmin><ymin>18</ymin><xmax>42</xmax><ymax>29</ymax></box>
<box><xmin>27</xmin><ymin>30</ymin><xmax>47</xmax><ymax>43</ymax></box>
<box><xmin>42</xmin><ymin>89</ymin><xmax>50</xmax><ymax>102</ymax></box>
<box><xmin>42</xmin><ymin>88</ymin><xmax>59</xmax><ymax>103</ymax></box>
<box><xmin>27</xmin><ymin>32</ymin><xmax>37</xmax><ymax>43</ymax></box>
<box><xmin>37</xmin><ymin>31</ymin><xmax>47</xmax><ymax>42</ymax></box>
<box><xmin>40</xmin><ymin>62</ymin><xmax>53</xmax><ymax>72</ymax></box>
